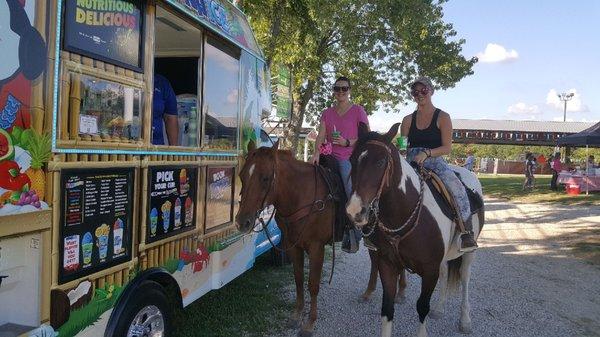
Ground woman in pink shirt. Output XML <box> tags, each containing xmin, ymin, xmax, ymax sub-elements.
<box><xmin>310</xmin><ymin>76</ymin><xmax>370</xmax><ymax>198</ymax></box>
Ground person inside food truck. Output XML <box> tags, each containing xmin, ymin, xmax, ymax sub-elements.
<box><xmin>152</xmin><ymin>73</ymin><xmax>179</xmax><ymax>145</ymax></box>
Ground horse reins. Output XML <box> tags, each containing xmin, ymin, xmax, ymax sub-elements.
<box><xmin>362</xmin><ymin>140</ymin><xmax>426</xmax><ymax>241</ymax></box>
<box><xmin>253</xmin><ymin>162</ymin><xmax>337</xmax><ymax>283</ymax></box>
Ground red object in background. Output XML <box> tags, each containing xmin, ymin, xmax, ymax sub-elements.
<box><xmin>537</xmin><ymin>154</ymin><xmax>546</xmax><ymax>165</ymax></box>
<box><xmin>566</xmin><ymin>184</ymin><xmax>580</xmax><ymax>195</ymax></box>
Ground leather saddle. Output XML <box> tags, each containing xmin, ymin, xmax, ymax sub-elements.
<box><xmin>317</xmin><ymin>155</ymin><xmax>352</xmax><ymax>242</ymax></box>
<box><xmin>416</xmin><ymin>165</ymin><xmax>484</xmax><ymax>230</ymax></box>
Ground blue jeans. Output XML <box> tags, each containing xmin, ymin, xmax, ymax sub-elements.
<box><xmin>338</xmin><ymin>159</ymin><xmax>352</xmax><ymax>198</ymax></box>
<box><xmin>407</xmin><ymin>148</ymin><xmax>471</xmax><ymax>221</ymax></box>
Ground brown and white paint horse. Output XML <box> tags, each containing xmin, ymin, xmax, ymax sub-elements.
<box><xmin>346</xmin><ymin>123</ymin><xmax>484</xmax><ymax>337</ymax></box>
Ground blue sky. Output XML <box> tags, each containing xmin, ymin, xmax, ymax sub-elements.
<box><xmin>369</xmin><ymin>0</ymin><xmax>600</xmax><ymax>131</ymax></box>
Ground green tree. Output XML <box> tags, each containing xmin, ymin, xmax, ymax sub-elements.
<box><xmin>242</xmin><ymin>0</ymin><xmax>476</xmax><ymax>153</ymax></box>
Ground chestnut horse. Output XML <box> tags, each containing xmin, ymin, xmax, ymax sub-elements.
<box><xmin>346</xmin><ymin>123</ymin><xmax>484</xmax><ymax>337</ymax></box>
<box><xmin>235</xmin><ymin>140</ymin><xmax>343</xmax><ymax>337</ymax></box>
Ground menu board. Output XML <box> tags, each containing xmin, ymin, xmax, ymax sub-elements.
<box><xmin>205</xmin><ymin>167</ymin><xmax>234</xmax><ymax>230</ymax></box>
<box><xmin>147</xmin><ymin>167</ymin><xmax>198</xmax><ymax>243</ymax></box>
<box><xmin>60</xmin><ymin>168</ymin><xmax>134</xmax><ymax>284</ymax></box>
<box><xmin>63</xmin><ymin>0</ymin><xmax>144</xmax><ymax>71</ymax></box>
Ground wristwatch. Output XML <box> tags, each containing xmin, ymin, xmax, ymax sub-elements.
<box><xmin>345</xmin><ymin>139</ymin><xmax>350</xmax><ymax>147</ymax></box>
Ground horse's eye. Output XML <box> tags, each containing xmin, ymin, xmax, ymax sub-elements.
<box><xmin>377</xmin><ymin>158</ymin><xmax>386</xmax><ymax>168</ymax></box>
<box><xmin>261</xmin><ymin>176</ymin><xmax>270</xmax><ymax>184</ymax></box>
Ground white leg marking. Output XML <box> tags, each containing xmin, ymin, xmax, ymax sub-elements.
<box><xmin>346</xmin><ymin>193</ymin><xmax>363</xmax><ymax>219</ymax></box>
<box><xmin>248</xmin><ymin>164</ymin><xmax>255</xmax><ymax>178</ymax></box>
<box><xmin>381</xmin><ymin>316</ymin><xmax>393</xmax><ymax>337</ymax></box>
<box><xmin>416</xmin><ymin>321</ymin><xmax>429</xmax><ymax>337</ymax></box>
<box><xmin>430</xmin><ymin>262</ymin><xmax>448</xmax><ymax>319</ymax></box>
<box><xmin>459</xmin><ymin>252</ymin><xmax>475</xmax><ymax>334</ymax></box>
<box><xmin>358</xmin><ymin>150</ymin><xmax>368</xmax><ymax>164</ymax></box>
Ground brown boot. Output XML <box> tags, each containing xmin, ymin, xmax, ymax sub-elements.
<box><xmin>460</xmin><ymin>218</ymin><xmax>478</xmax><ymax>252</ymax></box>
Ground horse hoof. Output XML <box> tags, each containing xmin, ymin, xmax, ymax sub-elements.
<box><xmin>361</xmin><ymin>292</ymin><xmax>373</xmax><ymax>302</ymax></box>
<box><xmin>297</xmin><ymin>329</ymin><xmax>313</xmax><ymax>337</ymax></box>
<box><xmin>394</xmin><ymin>294</ymin><xmax>406</xmax><ymax>304</ymax></box>
<box><xmin>429</xmin><ymin>310</ymin><xmax>443</xmax><ymax>319</ymax></box>
<box><xmin>459</xmin><ymin>322</ymin><xmax>472</xmax><ymax>334</ymax></box>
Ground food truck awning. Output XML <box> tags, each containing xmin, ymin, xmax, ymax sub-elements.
<box><xmin>165</xmin><ymin>0</ymin><xmax>264</xmax><ymax>61</ymax></box>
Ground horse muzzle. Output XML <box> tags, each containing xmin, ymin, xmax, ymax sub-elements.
<box><xmin>346</xmin><ymin>193</ymin><xmax>369</xmax><ymax>227</ymax></box>
<box><xmin>234</xmin><ymin>213</ymin><xmax>255</xmax><ymax>233</ymax></box>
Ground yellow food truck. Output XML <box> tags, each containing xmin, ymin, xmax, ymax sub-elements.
<box><xmin>0</xmin><ymin>1</ymin><xmax>280</xmax><ymax>336</ymax></box>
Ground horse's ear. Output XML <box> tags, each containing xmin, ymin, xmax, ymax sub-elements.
<box><xmin>383</xmin><ymin>123</ymin><xmax>401</xmax><ymax>144</ymax></box>
<box><xmin>358</xmin><ymin>122</ymin><xmax>369</xmax><ymax>139</ymax></box>
<box><xmin>247</xmin><ymin>139</ymin><xmax>256</xmax><ymax>153</ymax></box>
<box><xmin>272</xmin><ymin>139</ymin><xmax>280</xmax><ymax>150</ymax></box>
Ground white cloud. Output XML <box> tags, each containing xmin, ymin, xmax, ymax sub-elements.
<box><xmin>552</xmin><ymin>117</ymin><xmax>575</xmax><ymax>122</ymax></box>
<box><xmin>507</xmin><ymin>102</ymin><xmax>541</xmax><ymax>116</ymax></box>
<box><xmin>368</xmin><ymin>111</ymin><xmax>403</xmax><ymax>132</ymax></box>
<box><xmin>476</xmin><ymin>43</ymin><xmax>519</xmax><ymax>63</ymax></box>
<box><xmin>546</xmin><ymin>89</ymin><xmax>589</xmax><ymax>113</ymax></box>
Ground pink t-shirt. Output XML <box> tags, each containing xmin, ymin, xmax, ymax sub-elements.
<box><xmin>321</xmin><ymin>104</ymin><xmax>369</xmax><ymax>160</ymax></box>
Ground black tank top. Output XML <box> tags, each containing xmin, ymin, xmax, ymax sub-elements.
<box><xmin>407</xmin><ymin>109</ymin><xmax>442</xmax><ymax>149</ymax></box>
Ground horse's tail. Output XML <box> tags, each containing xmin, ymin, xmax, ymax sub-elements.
<box><xmin>447</xmin><ymin>256</ymin><xmax>463</xmax><ymax>293</ymax></box>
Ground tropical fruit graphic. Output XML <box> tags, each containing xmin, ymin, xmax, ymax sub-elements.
<box><xmin>25</xmin><ymin>130</ymin><xmax>51</xmax><ymax>200</ymax></box>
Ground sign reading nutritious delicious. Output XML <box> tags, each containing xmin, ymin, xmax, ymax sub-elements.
<box><xmin>60</xmin><ymin>168</ymin><xmax>134</xmax><ymax>284</ymax></box>
<box><xmin>147</xmin><ymin>167</ymin><xmax>198</xmax><ymax>243</ymax></box>
<box><xmin>63</xmin><ymin>0</ymin><xmax>144</xmax><ymax>70</ymax></box>
<box><xmin>205</xmin><ymin>167</ymin><xmax>234</xmax><ymax>230</ymax></box>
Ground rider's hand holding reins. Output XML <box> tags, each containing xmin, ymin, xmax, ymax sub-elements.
<box><xmin>414</xmin><ymin>149</ymin><xmax>430</xmax><ymax>165</ymax></box>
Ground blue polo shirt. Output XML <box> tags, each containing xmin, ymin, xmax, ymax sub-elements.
<box><xmin>152</xmin><ymin>74</ymin><xmax>178</xmax><ymax>145</ymax></box>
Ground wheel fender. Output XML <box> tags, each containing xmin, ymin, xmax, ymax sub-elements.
<box><xmin>104</xmin><ymin>268</ymin><xmax>182</xmax><ymax>337</ymax></box>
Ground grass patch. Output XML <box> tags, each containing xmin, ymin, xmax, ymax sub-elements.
<box><xmin>172</xmin><ymin>253</ymin><xmax>294</xmax><ymax>337</ymax></box>
<box><xmin>559</xmin><ymin>227</ymin><xmax>600</xmax><ymax>265</ymax></box>
<box><xmin>479</xmin><ymin>174</ymin><xmax>600</xmax><ymax>205</ymax></box>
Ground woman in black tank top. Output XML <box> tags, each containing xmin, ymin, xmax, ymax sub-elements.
<box><xmin>400</xmin><ymin>76</ymin><xmax>478</xmax><ymax>251</ymax></box>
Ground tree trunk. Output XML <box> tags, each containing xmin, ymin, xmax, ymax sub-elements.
<box><xmin>288</xmin><ymin>79</ymin><xmax>316</xmax><ymax>155</ymax></box>
<box><xmin>265</xmin><ymin>0</ymin><xmax>285</xmax><ymax>67</ymax></box>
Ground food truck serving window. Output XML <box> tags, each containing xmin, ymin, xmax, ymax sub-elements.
<box><xmin>202</xmin><ymin>37</ymin><xmax>240</xmax><ymax>150</ymax></box>
<box><xmin>63</xmin><ymin>0</ymin><xmax>145</xmax><ymax>71</ymax></box>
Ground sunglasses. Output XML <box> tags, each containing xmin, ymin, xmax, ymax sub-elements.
<box><xmin>411</xmin><ymin>88</ymin><xmax>429</xmax><ymax>97</ymax></box>
<box><xmin>333</xmin><ymin>86</ymin><xmax>350</xmax><ymax>92</ymax></box>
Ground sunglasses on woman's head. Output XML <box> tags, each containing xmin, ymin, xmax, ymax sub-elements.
<box><xmin>333</xmin><ymin>86</ymin><xmax>350</xmax><ymax>92</ymax></box>
<box><xmin>411</xmin><ymin>87</ymin><xmax>429</xmax><ymax>97</ymax></box>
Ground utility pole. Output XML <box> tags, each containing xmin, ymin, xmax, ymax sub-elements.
<box><xmin>557</xmin><ymin>92</ymin><xmax>574</xmax><ymax>122</ymax></box>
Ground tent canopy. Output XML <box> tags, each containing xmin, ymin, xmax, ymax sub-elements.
<box><xmin>557</xmin><ymin>121</ymin><xmax>600</xmax><ymax>147</ymax></box>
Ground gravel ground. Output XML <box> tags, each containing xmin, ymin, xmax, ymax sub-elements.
<box><xmin>270</xmin><ymin>198</ymin><xmax>600</xmax><ymax>337</ymax></box>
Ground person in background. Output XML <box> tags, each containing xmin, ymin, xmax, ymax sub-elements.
<box><xmin>587</xmin><ymin>155</ymin><xmax>596</xmax><ymax>175</ymax></box>
<box><xmin>523</xmin><ymin>153</ymin><xmax>534</xmax><ymax>190</ymax></box>
<box><xmin>463</xmin><ymin>151</ymin><xmax>475</xmax><ymax>171</ymax></box>
<box><xmin>153</xmin><ymin>73</ymin><xmax>179</xmax><ymax>145</ymax></box>
<box><xmin>401</xmin><ymin>76</ymin><xmax>477</xmax><ymax>252</ymax></box>
<box><xmin>550</xmin><ymin>152</ymin><xmax>562</xmax><ymax>190</ymax></box>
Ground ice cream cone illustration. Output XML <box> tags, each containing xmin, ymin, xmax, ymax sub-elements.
<box><xmin>161</xmin><ymin>200</ymin><xmax>172</xmax><ymax>233</ymax></box>
<box><xmin>185</xmin><ymin>197</ymin><xmax>193</xmax><ymax>226</ymax></box>
<box><xmin>150</xmin><ymin>208</ymin><xmax>158</xmax><ymax>236</ymax></box>
<box><xmin>95</xmin><ymin>223</ymin><xmax>110</xmax><ymax>261</ymax></box>
<box><xmin>82</xmin><ymin>232</ymin><xmax>93</xmax><ymax>267</ymax></box>
<box><xmin>113</xmin><ymin>218</ymin><xmax>124</xmax><ymax>255</ymax></box>
<box><xmin>174</xmin><ymin>198</ymin><xmax>182</xmax><ymax>228</ymax></box>
<box><xmin>180</xmin><ymin>169</ymin><xmax>189</xmax><ymax>195</ymax></box>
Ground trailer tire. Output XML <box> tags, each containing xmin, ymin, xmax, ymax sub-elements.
<box><xmin>111</xmin><ymin>280</ymin><xmax>172</xmax><ymax>337</ymax></box>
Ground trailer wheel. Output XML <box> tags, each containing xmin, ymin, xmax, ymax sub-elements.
<box><xmin>112</xmin><ymin>281</ymin><xmax>171</xmax><ymax>337</ymax></box>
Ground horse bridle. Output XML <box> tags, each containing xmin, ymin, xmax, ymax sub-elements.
<box><xmin>360</xmin><ymin>140</ymin><xmax>426</xmax><ymax>238</ymax></box>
